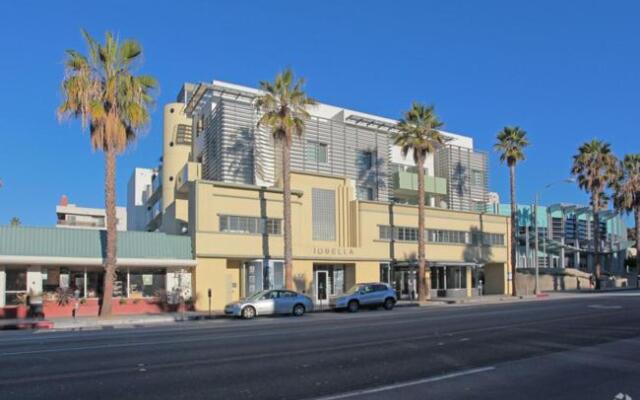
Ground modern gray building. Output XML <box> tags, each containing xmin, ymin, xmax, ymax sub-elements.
<box><xmin>171</xmin><ymin>80</ymin><xmax>489</xmax><ymax>211</ymax></box>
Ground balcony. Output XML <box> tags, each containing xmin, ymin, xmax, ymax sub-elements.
<box><xmin>393</xmin><ymin>170</ymin><xmax>447</xmax><ymax>196</ymax></box>
<box><xmin>176</xmin><ymin>162</ymin><xmax>202</xmax><ymax>194</ymax></box>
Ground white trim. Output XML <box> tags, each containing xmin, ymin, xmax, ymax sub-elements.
<box><xmin>0</xmin><ymin>255</ymin><xmax>196</xmax><ymax>268</ymax></box>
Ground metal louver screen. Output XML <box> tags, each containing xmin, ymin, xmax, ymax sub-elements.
<box><xmin>312</xmin><ymin>188</ymin><xmax>336</xmax><ymax>241</ymax></box>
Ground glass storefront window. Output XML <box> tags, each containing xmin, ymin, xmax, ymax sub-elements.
<box><xmin>5</xmin><ymin>268</ymin><xmax>27</xmax><ymax>305</ymax></box>
<box><xmin>129</xmin><ymin>269</ymin><xmax>166</xmax><ymax>298</ymax></box>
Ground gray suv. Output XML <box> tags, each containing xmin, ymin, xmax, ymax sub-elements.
<box><xmin>330</xmin><ymin>283</ymin><xmax>397</xmax><ymax>312</ymax></box>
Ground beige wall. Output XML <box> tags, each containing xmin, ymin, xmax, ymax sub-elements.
<box><xmin>161</xmin><ymin>103</ymin><xmax>192</xmax><ymax>234</ymax></box>
<box><xmin>182</xmin><ymin>171</ymin><xmax>511</xmax><ymax>310</ymax></box>
<box><xmin>191</xmin><ymin>172</ymin><xmax>510</xmax><ymax>266</ymax></box>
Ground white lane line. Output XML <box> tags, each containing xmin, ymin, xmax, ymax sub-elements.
<box><xmin>306</xmin><ymin>366</ymin><xmax>496</xmax><ymax>400</ymax></box>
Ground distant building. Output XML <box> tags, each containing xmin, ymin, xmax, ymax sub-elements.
<box><xmin>56</xmin><ymin>195</ymin><xmax>127</xmax><ymax>231</ymax></box>
<box><xmin>127</xmin><ymin>168</ymin><xmax>158</xmax><ymax>231</ymax></box>
<box><xmin>485</xmin><ymin>202</ymin><xmax>630</xmax><ymax>274</ymax></box>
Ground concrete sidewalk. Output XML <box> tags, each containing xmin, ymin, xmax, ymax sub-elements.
<box><xmin>398</xmin><ymin>288</ymin><xmax>640</xmax><ymax>307</ymax></box>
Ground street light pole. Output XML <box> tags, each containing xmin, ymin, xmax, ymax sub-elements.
<box><xmin>532</xmin><ymin>178</ymin><xmax>575</xmax><ymax>296</ymax></box>
<box><xmin>534</xmin><ymin>193</ymin><xmax>540</xmax><ymax>295</ymax></box>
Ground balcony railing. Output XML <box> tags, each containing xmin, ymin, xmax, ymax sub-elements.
<box><xmin>393</xmin><ymin>170</ymin><xmax>447</xmax><ymax>195</ymax></box>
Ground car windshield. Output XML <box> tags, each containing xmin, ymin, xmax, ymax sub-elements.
<box><xmin>345</xmin><ymin>285</ymin><xmax>364</xmax><ymax>295</ymax></box>
<box><xmin>245</xmin><ymin>291</ymin><xmax>269</xmax><ymax>301</ymax></box>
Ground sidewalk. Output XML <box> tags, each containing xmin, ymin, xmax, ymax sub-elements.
<box><xmin>397</xmin><ymin>288</ymin><xmax>640</xmax><ymax>307</ymax></box>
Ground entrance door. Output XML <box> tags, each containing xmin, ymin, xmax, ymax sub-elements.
<box><xmin>315</xmin><ymin>270</ymin><xmax>329</xmax><ymax>306</ymax></box>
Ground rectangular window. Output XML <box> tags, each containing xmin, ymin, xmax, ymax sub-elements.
<box><xmin>357</xmin><ymin>186</ymin><xmax>374</xmax><ymax>200</ymax></box>
<box><xmin>306</xmin><ymin>141</ymin><xmax>328</xmax><ymax>164</ymax></box>
<box><xmin>472</xmin><ymin>169</ymin><xmax>484</xmax><ymax>186</ymax></box>
<box><xmin>219</xmin><ymin>215</ymin><xmax>282</xmax><ymax>235</ymax></box>
<box><xmin>359</xmin><ymin>150</ymin><xmax>374</xmax><ymax>170</ymax></box>
<box><xmin>312</xmin><ymin>188</ymin><xmax>336</xmax><ymax>241</ymax></box>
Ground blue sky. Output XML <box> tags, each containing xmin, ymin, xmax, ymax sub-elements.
<box><xmin>0</xmin><ymin>1</ymin><xmax>638</xmax><ymax>226</ymax></box>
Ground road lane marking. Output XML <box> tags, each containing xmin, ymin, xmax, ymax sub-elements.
<box><xmin>305</xmin><ymin>367</ymin><xmax>496</xmax><ymax>400</ymax></box>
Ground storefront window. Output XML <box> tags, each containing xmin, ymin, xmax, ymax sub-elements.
<box><xmin>446</xmin><ymin>266</ymin><xmax>467</xmax><ymax>289</ymax></box>
<box><xmin>129</xmin><ymin>269</ymin><xmax>166</xmax><ymax>298</ymax></box>
<box><xmin>5</xmin><ymin>268</ymin><xmax>27</xmax><ymax>305</ymax></box>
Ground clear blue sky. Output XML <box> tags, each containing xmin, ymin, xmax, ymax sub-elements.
<box><xmin>0</xmin><ymin>1</ymin><xmax>638</xmax><ymax>227</ymax></box>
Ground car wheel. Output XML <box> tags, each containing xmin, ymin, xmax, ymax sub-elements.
<box><xmin>292</xmin><ymin>304</ymin><xmax>305</xmax><ymax>317</ymax></box>
<box><xmin>383</xmin><ymin>298</ymin><xmax>395</xmax><ymax>310</ymax></box>
<box><xmin>242</xmin><ymin>306</ymin><xmax>256</xmax><ymax>319</ymax></box>
<box><xmin>347</xmin><ymin>300</ymin><xmax>359</xmax><ymax>313</ymax></box>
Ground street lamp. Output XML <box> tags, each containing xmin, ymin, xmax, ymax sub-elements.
<box><xmin>533</xmin><ymin>178</ymin><xmax>575</xmax><ymax>295</ymax></box>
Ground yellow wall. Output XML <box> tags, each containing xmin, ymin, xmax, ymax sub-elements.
<box><xmin>161</xmin><ymin>103</ymin><xmax>192</xmax><ymax>234</ymax></box>
<box><xmin>181</xmin><ymin>170</ymin><xmax>511</xmax><ymax>310</ymax></box>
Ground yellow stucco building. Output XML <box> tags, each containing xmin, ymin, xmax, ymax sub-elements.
<box><xmin>145</xmin><ymin>82</ymin><xmax>512</xmax><ymax>311</ymax></box>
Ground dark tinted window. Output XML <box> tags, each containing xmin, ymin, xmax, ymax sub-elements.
<box><xmin>374</xmin><ymin>284</ymin><xmax>388</xmax><ymax>292</ymax></box>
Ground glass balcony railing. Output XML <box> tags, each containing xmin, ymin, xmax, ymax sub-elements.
<box><xmin>393</xmin><ymin>170</ymin><xmax>447</xmax><ymax>195</ymax></box>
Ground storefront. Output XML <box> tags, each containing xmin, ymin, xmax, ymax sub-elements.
<box><xmin>390</xmin><ymin>262</ymin><xmax>481</xmax><ymax>300</ymax></box>
<box><xmin>0</xmin><ymin>226</ymin><xmax>195</xmax><ymax>318</ymax></box>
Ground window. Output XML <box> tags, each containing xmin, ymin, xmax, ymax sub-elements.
<box><xmin>357</xmin><ymin>186</ymin><xmax>374</xmax><ymax>200</ymax></box>
<box><xmin>5</xmin><ymin>268</ymin><xmax>27</xmax><ymax>305</ymax></box>
<box><xmin>472</xmin><ymin>169</ymin><xmax>484</xmax><ymax>186</ymax></box>
<box><xmin>129</xmin><ymin>269</ymin><xmax>166</xmax><ymax>298</ymax></box>
<box><xmin>312</xmin><ymin>189</ymin><xmax>336</xmax><ymax>240</ymax></box>
<box><xmin>471</xmin><ymin>232</ymin><xmax>505</xmax><ymax>246</ymax></box>
<box><xmin>306</xmin><ymin>141</ymin><xmax>328</xmax><ymax>164</ymax></box>
<box><xmin>359</xmin><ymin>150</ymin><xmax>374</xmax><ymax>170</ymax></box>
<box><xmin>219</xmin><ymin>215</ymin><xmax>282</xmax><ymax>235</ymax></box>
<box><xmin>379</xmin><ymin>226</ymin><xmax>392</xmax><ymax>240</ymax></box>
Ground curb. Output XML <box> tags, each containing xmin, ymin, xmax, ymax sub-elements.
<box><xmin>0</xmin><ymin>320</ymin><xmax>54</xmax><ymax>331</ymax></box>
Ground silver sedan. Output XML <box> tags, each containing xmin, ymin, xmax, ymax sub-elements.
<box><xmin>224</xmin><ymin>290</ymin><xmax>314</xmax><ymax>319</ymax></box>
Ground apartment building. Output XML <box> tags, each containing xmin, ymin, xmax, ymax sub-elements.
<box><xmin>127</xmin><ymin>167</ymin><xmax>157</xmax><ymax>231</ymax></box>
<box><xmin>56</xmin><ymin>195</ymin><xmax>127</xmax><ymax>231</ymax></box>
<box><xmin>131</xmin><ymin>80</ymin><xmax>511</xmax><ymax>311</ymax></box>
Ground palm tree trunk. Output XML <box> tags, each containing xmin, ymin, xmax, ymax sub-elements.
<box><xmin>282</xmin><ymin>139</ymin><xmax>294</xmax><ymax>290</ymax></box>
<box><xmin>100</xmin><ymin>146</ymin><xmax>117</xmax><ymax>317</ymax></box>
<box><xmin>417</xmin><ymin>152</ymin><xmax>427</xmax><ymax>302</ymax></box>
<box><xmin>635</xmin><ymin>208</ymin><xmax>639</xmax><ymax>288</ymax></box>
<box><xmin>510</xmin><ymin>164</ymin><xmax>517</xmax><ymax>296</ymax></box>
<box><xmin>592</xmin><ymin>195</ymin><xmax>601</xmax><ymax>290</ymax></box>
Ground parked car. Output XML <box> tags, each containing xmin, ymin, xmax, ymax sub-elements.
<box><xmin>224</xmin><ymin>290</ymin><xmax>314</xmax><ymax>319</ymax></box>
<box><xmin>330</xmin><ymin>283</ymin><xmax>397</xmax><ymax>312</ymax></box>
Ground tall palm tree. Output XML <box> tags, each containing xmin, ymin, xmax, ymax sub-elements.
<box><xmin>255</xmin><ymin>69</ymin><xmax>316</xmax><ymax>290</ymax></box>
<box><xmin>10</xmin><ymin>217</ymin><xmax>21</xmax><ymax>227</ymax></box>
<box><xmin>571</xmin><ymin>140</ymin><xmax>618</xmax><ymax>290</ymax></box>
<box><xmin>394</xmin><ymin>102</ymin><xmax>445</xmax><ymax>302</ymax></box>
<box><xmin>613</xmin><ymin>154</ymin><xmax>640</xmax><ymax>287</ymax></box>
<box><xmin>58</xmin><ymin>30</ymin><xmax>157</xmax><ymax>316</ymax></box>
<box><xmin>494</xmin><ymin>126</ymin><xmax>529</xmax><ymax>297</ymax></box>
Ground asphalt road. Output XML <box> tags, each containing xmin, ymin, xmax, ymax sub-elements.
<box><xmin>0</xmin><ymin>293</ymin><xmax>639</xmax><ymax>400</ymax></box>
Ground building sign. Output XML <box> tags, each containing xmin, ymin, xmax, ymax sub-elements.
<box><xmin>312</xmin><ymin>247</ymin><xmax>355</xmax><ymax>256</ymax></box>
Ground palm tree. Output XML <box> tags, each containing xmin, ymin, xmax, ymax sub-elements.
<box><xmin>494</xmin><ymin>126</ymin><xmax>529</xmax><ymax>297</ymax></box>
<box><xmin>613</xmin><ymin>154</ymin><xmax>640</xmax><ymax>287</ymax></box>
<box><xmin>394</xmin><ymin>102</ymin><xmax>445</xmax><ymax>302</ymax></box>
<box><xmin>58</xmin><ymin>30</ymin><xmax>157</xmax><ymax>316</ymax></box>
<box><xmin>571</xmin><ymin>140</ymin><xmax>618</xmax><ymax>290</ymax></box>
<box><xmin>10</xmin><ymin>217</ymin><xmax>21</xmax><ymax>227</ymax></box>
<box><xmin>255</xmin><ymin>69</ymin><xmax>316</xmax><ymax>290</ymax></box>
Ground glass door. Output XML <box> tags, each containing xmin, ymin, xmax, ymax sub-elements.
<box><xmin>315</xmin><ymin>270</ymin><xmax>329</xmax><ymax>305</ymax></box>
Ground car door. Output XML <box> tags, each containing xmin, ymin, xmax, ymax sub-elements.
<box><xmin>255</xmin><ymin>291</ymin><xmax>277</xmax><ymax>315</ymax></box>
<box><xmin>372</xmin><ymin>284</ymin><xmax>388</xmax><ymax>305</ymax></box>
<box><xmin>358</xmin><ymin>285</ymin><xmax>377</xmax><ymax>305</ymax></box>
<box><xmin>275</xmin><ymin>291</ymin><xmax>296</xmax><ymax>314</ymax></box>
